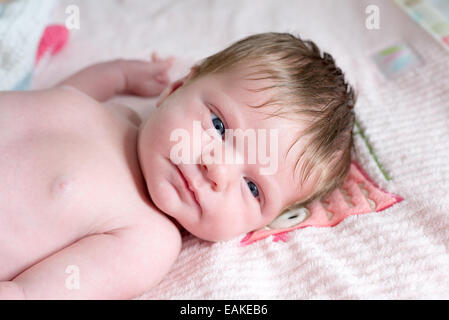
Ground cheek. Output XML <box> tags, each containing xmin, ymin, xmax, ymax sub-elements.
<box><xmin>206</xmin><ymin>196</ymin><xmax>262</xmax><ymax>235</ymax></box>
<box><xmin>143</xmin><ymin>109</ymin><xmax>189</xmax><ymax>151</ymax></box>
<box><xmin>160</xmin><ymin>98</ymin><xmax>208</xmax><ymax>134</ymax></box>
<box><xmin>140</xmin><ymin>93</ymin><xmax>210</xmax><ymax>166</ymax></box>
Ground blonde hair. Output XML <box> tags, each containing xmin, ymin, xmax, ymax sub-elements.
<box><xmin>186</xmin><ymin>32</ymin><xmax>357</xmax><ymax>215</ymax></box>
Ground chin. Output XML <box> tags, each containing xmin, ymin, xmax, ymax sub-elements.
<box><xmin>183</xmin><ymin>225</ymin><xmax>238</xmax><ymax>242</ymax></box>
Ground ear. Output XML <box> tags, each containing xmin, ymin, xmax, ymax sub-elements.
<box><xmin>155</xmin><ymin>66</ymin><xmax>198</xmax><ymax>108</ymax></box>
<box><xmin>267</xmin><ymin>207</ymin><xmax>310</xmax><ymax>229</ymax></box>
<box><xmin>240</xmin><ymin>160</ymin><xmax>404</xmax><ymax>246</ymax></box>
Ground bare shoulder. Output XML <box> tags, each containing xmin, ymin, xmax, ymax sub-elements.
<box><xmin>9</xmin><ymin>209</ymin><xmax>183</xmax><ymax>299</ymax></box>
<box><xmin>0</xmin><ymin>86</ymin><xmax>141</xmax><ymax>128</ymax></box>
<box><xmin>0</xmin><ymin>87</ymin><xmax>96</xmax><ymax>140</ymax></box>
<box><xmin>0</xmin><ymin>85</ymin><xmax>94</xmax><ymax>105</ymax></box>
<box><xmin>121</xmin><ymin>208</ymin><xmax>182</xmax><ymax>251</ymax></box>
<box><xmin>59</xmin><ymin>85</ymin><xmax>143</xmax><ymax>127</ymax></box>
<box><xmin>110</xmin><ymin>208</ymin><xmax>182</xmax><ymax>279</ymax></box>
<box><xmin>108</xmin><ymin>103</ymin><xmax>142</xmax><ymax>127</ymax></box>
<box><xmin>0</xmin><ymin>86</ymin><xmax>105</xmax><ymax>122</ymax></box>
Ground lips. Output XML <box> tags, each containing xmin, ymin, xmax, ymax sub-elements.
<box><xmin>175</xmin><ymin>165</ymin><xmax>201</xmax><ymax>207</ymax></box>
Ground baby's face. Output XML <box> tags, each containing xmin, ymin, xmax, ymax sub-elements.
<box><xmin>138</xmin><ymin>68</ymin><xmax>316</xmax><ymax>241</ymax></box>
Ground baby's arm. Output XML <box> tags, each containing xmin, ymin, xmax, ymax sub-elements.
<box><xmin>57</xmin><ymin>53</ymin><xmax>174</xmax><ymax>102</ymax></box>
<box><xmin>0</xmin><ymin>224</ymin><xmax>181</xmax><ymax>299</ymax></box>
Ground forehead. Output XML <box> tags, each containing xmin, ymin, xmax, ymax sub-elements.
<box><xmin>195</xmin><ymin>69</ymin><xmax>318</xmax><ymax>210</ymax></box>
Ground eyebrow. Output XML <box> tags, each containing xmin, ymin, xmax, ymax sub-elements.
<box><xmin>210</xmin><ymin>90</ymin><xmax>245</xmax><ymax>130</ymax></box>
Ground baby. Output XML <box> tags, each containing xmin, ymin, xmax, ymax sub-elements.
<box><xmin>0</xmin><ymin>32</ymin><xmax>356</xmax><ymax>299</ymax></box>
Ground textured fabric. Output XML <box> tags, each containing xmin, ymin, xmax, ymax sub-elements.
<box><xmin>0</xmin><ymin>0</ymin><xmax>55</xmax><ymax>90</ymax></box>
<box><xmin>35</xmin><ymin>0</ymin><xmax>449</xmax><ymax>299</ymax></box>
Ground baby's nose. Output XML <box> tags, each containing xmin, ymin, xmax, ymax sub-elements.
<box><xmin>200</xmin><ymin>154</ymin><xmax>243</xmax><ymax>192</ymax></box>
<box><xmin>200</xmin><ymin>162</ymin><xmax>229</xmax><ymax>192</ymax></box>
<box><xmin>199</xmin><ymin>136</ymin><xmax>242</xmax><ymax>192</ymax></box>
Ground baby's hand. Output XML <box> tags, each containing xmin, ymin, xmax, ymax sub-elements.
<box><xmin>121</xmin><ymin>52</ymin><xmax>175</xmax><ymax>97</ymax></box>
<box><xmin>0</xmin><ymin>281</ymin><xmax>26</xmax><ymax>300</ymax></box>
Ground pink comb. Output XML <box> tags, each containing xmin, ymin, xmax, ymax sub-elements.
<box><xmin>240</xmin><ymin>160</ymin><xmax>403</xmax><ymax>246</ymax></box>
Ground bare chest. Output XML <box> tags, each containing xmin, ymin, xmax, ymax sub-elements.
<box><xmin>0</xmin><ymin>88</ymin><xmax>154</xmax><ymax>279</ymax></box>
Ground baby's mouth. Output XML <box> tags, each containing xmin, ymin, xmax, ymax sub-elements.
<box><xmin>175</xmin><ymin>164</ymin><xmax>201</xmax><ymax>208</ymax></box>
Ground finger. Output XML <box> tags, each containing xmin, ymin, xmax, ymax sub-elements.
<box><xmin>150</xmin><ymin>61</ymin><xmax>173</xmax><ymax>75</ymax></box>
<box><xmin>152</xmin><ymin>53</ymin><xmax>175</xmax><ymax>66</ymax></box>
<box><xmin>151</xmin><ymin>52</ymin><xmax>159</xmax><ymax>62</ymax></box>
<box><xmin>155</xmin><ymin>58</ymin><xmax>173</xmax><ymax>68</ymax></box>
<box><xmin>142</xmin><ymin>80</ymin><xmax>168</xmax><ymax>97</ymax></box>
<box><xmin>155</xmin><ymin>73</ymin><xmax>169</xmax><ymax>84</ymax></box>
<box><xmin>166</xmin><ymin>56</ymin><xmax>175</xmax><ymax>67</ymax></box>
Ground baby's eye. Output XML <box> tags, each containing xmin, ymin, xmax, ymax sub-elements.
<box><xmin>211</xmin><ymin>112</ymin><xmax>225</xmax><ymax>138</ymax></box>
<box><xmin>244</xmin><ymin>178</ymin><xmax>259</xmax><ymax>199</ymax></box>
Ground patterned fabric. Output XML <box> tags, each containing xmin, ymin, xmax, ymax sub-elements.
<box><xmin>0</xmin><ymin>0</ymin><xmax>55</xmax><ymax>90</ymax></box>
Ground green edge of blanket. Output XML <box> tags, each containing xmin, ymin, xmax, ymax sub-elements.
<box><xmin>354</xmin><ymin>117</ymin><xmax>391</xmax><ymax>182</ymax></box>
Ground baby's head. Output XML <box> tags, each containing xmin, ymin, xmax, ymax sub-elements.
<box><xmin>138</xmin><ymin>32</ymin><xmax>356</xmax><ymax>241</ymax></box>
